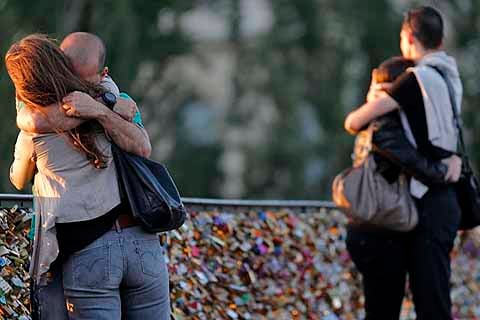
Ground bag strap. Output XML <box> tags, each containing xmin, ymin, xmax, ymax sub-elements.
<box><xmin>110</xmin><ymin>143</ymin><xmax>128</xmax><ymax>200</ymax></box>
<box><xmin>430</xmin><ymin>66</ymin><xmax>471</xmax><ymax>172</ymax></box>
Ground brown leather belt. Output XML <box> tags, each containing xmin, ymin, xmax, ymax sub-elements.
<box><xmin>111</xmin><ymin>214</ymin><xmax>139</xmax><ymax>230</ymax></box>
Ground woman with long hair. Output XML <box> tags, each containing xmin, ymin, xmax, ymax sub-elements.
<box><xmin>7</xmin><ymin>34</ymin><xmax>170</xmax><ymax>320</ymax></box>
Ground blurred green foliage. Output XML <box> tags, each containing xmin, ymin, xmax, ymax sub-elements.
<box><xmin>0</xmin><ymin>0</ymin><xmax>479</xmax><ymax>200</ymax></box>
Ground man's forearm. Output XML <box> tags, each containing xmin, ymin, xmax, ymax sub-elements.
<box><xmin>17</xmin><ymin>95</ymin><xmax>152</xmax><ymax>157</ymax></box>
<box><xmin>17</xmin><ymin>104</ymin><xmax>86</xmax><ymax>133</ymax></box>
<box><xmin>96</xmin><ymin>107</ymin><xmax>152</xmax><ymax>157</ymax></box>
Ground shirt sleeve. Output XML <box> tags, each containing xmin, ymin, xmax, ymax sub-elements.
<box><xmin>386</xmin><ymin>71</ymin><xmax>421</xmax><ymax>113</ymax></box>
<box><xmin>16</xmin><ymin>98</ymin><xmax>25</xmax><ymax>113</ymax></box>
<box><xmin>386</xmin><ymin>72</ymin><xmax>452</xmax><ymax>159</ymax></box>
<box><xmin>10</xmin><ymin>131</ymin><xmax>36</xmax><ymax>190</ymax></box>
<box><xmin>100</xmin><ymin>75</ymin><xmax>120</xmax><ymax>97</ymax></box>
<box><xmin>119</xmin><ymin>92</ymin><xmax>144</xmax><ymax>128</ymax></box>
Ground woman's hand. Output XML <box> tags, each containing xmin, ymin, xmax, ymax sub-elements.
<box><xmin>366</xmin><ymin>70</ymin><xmax>393</xmax><ymax>102</ymax></box>
<box><xmin>62</xmin><ymin>91</ymin><xmax>107</xmax><ymax>119</ymax></box>
<box><xmin>113</xmin><ymin>98</ymin><xmax>137</xmax><ymax>122</ymax></box>
<box><xmin>366</xmin><ymin>83</ymin><xmax>392</xmax><ymax>102</ymax></box>
<box><xmin>366</xmin><ymin>75</ymin><xmax>380</xmax><ymax>102</ymax></box>
<box><xmin>442</xmin><ymin>155</ymin><xmax>462</xmax><ymax>183</ymax></box>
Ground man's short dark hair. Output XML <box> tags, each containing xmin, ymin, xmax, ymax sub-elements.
<box><xmin>403</xmin><ymin>6</ymin><xmax>443</xmax><ymax>49</ymax></box>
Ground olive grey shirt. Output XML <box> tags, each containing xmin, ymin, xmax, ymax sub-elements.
<box><xmin>13</xmin><ymin>131</ymin><xmax>120</xmax><ymax>283</ymax></box>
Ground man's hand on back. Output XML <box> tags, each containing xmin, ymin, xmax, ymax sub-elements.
<box><xmin>442</xmin><ymin>154</ymin><xmax>462</xmax><ymax>183</ymax></box>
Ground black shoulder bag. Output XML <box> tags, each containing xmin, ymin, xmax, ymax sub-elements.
<box><xmin>433</xmin><ymin>66</ymin><xmax>480</xmax><ymax>230</ymax></box>
<box><xmin>111</xmin><ymin>143</ymin><xmax>187</xmax><ymax>233</ymax></box>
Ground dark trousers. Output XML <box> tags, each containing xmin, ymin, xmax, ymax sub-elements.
<box><xmin>346</xmin><ymin>186</ymin><xmax>460</xmax><ymax>320</ymax></box>
<box><xmin>31</xmin><ymin>260</ymin><xmax>69</xmax><ymax>320</ymax></box>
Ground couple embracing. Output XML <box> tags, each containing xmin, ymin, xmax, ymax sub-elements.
<box><xmin>344</xmin><ymin>6</ymin><xmax>464</xmax><ymax>320</ymax></box>
<box><xmin>7</xmin><ymin>33</ymin><xmax>170</xmax><ymax>319</ymax></box>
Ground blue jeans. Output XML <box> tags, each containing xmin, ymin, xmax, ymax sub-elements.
<box><xmin>62</xmin><ymin>226</ymin><xmax>170</xmax><ymax>320</ymax></box>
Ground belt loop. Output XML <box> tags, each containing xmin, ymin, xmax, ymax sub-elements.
<box><xmin>115</xmin><ymin>219</ymin><xmax>122</xmax><ymax>233</ymax></box>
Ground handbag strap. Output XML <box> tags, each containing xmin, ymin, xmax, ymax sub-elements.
<box><xmin>430</xmin><ymin>66</ymin><xmax>471</xmax><ymax>172</ymax></box>
<box><xmin>111</xmin><ymin>143</ymin><xmax>128</xmax><ymax>200</ymax></box>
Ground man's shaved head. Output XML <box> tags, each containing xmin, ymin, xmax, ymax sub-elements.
<box><xmin>60</xmin><ymin>32</ymin><xmax>106</xmax><ymax>81</ymax></box>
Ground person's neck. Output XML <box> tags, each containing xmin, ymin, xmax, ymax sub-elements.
<box><xmin>412</xmin><ymin>46</ymin><xmax>442</xmax><ymax>62</ymax></box>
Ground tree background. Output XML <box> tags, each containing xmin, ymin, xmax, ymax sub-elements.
<box><xmin>0</xmin><ymin>0</ymin><xmax>478</xmax><ymax>200</ymax></box>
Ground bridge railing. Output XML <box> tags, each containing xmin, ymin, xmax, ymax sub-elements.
<box><xmin>0</xmin><ymin>193</ymin><xmax>336</xmax><ymax>212</ymax></box>
<box><xmin>0</xmin><ymin>193</ymin><xmax>477</xmax><ymax>319</ymax></box>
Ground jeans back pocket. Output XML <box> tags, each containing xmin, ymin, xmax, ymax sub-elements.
<box><xmin>66</xmin><ymin>244</ymin><xmax>110</xmax><ymax>289</ymax></box>
<box><xmin>134</xmin><ymin>239</ymin><xmax>164</xmax><ymax>277</ymax></box>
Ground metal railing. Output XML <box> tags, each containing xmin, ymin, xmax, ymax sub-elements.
<box><xmin>0</xmin><ymin>193</ymin><xmax>336</xmax><ymax>212</ymax></box>
<box><xmin>0</xmin><ymin>193</ymin><xmax>35</xmax><ymax>209</ymax></box>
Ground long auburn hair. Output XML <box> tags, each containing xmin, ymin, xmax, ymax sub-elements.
<box><xmin>5</xmin><ymin>34</ymin><xmax>108</xmax><ymax>168</ymax></box>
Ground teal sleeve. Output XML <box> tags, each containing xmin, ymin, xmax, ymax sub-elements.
<box><xmin>16</xmin><ymin>100</ymin><xmax>25</xmax><ymax>113</ymax></box>
<box><xmin>119</xmin><ymin>92</ymin><xmax>144</xmax><ymax>128</ymax></box>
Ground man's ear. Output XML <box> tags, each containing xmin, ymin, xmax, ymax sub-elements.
<box><xmin>100</xmin><ymin>66</ymin><xmax>109</xmax><ymax>79</ymax></box>
<box><xmin>407</xmin><ymin>31</ymin><xmax>415</xmax><ymax>45</ymax></box>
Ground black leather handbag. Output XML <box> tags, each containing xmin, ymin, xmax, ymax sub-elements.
<box><xmin>433</xmin><ymin>66</ymin><xmax>480</xmax><ymax>230</ymax></box>
<box><xmin>456</xmin><ymin>167</ymin><xmax>480</xmax><ymax>229</ymax></box>
<box><xmin>111</xmin><ymin>143</ymin><xmax>187</xmax><ymax>233</ymax></box>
